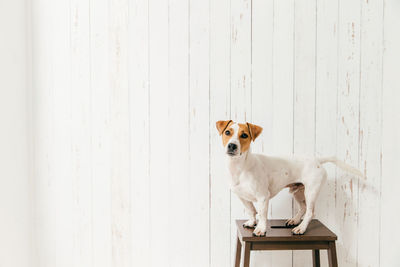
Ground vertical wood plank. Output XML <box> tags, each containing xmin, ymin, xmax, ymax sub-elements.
<box><xmin>0</xmin><ymin>0</ymin><xmax>32</xmax><ymax>265</ymax></box>
<box><xmin>381</xmin><ymin>0</ymin><xmax>400</xmax><ymax>265</ymax></box>
<box><xmin>250</xmin><ymin>0</ymin><xmax>273</xmax><ymax>265</ymax></box>
<box><xmin>168</xmin><ymin>0</ymin><xmax>190</xmax><ymax>265</ymax></box>
<box><xmin>230</xmin><ymin>0</ymin><xmax>252</xmax><ymax>262</ymax></box>
<box><xmin>293</xmin><ymin>0</ymin><xmax>317</xmax><ymax>265</ymax></box>
<box><xmin>357</xmin><ymin>0</ymin><xmax>383</xmax><ymax>266</ymax></box>
<box><xmin>315</xmin><ymin>0</ymin><xmax>339</xmax><ymax>265</ymax></box>
<box><xmin>52</xmin><ymin>0</ymin><xmax>74</xmax><ymax>266</ymax></box>
<box><xmin>90</xmin><ymin>0</ymin><xmax>112</xmax><ymax>266</ymax></box>
<box><xmin>109</xmin><ymin>0</ymin><xmax>131</xmax><ymax>266</ymax></box>
<box><xmin>69</xmin><ymin>0</ymin><xmax>93</xmax><ymax>266</ymax></box>
<box><xmin>230</xmin><ymin>0</ymin><xmax>252</xmax><ymax>122</ymax></box>
<box><xmin>209</xmin><ymin>0</ymin><xmax>231</xmax><ymax>264</ymax></box>
<box><xmin>148</xmin><ymin>0</ymin><xmax>169</xmax><ymax>264</ymax></box>
<box><xmin>31</xmin><ymin>1</ymin><xmax>57</xmax><ymax>266</ymax></box>
<box><xmin>293</xmin><ymin>0</ymin><xmax>316</xmax><ymax>156</ymax></box>
<box><xmin>129</xmin><ymin>0</ymin><xmax>150</xmax><ymax>265</ymax></box>
<box><xmin>189</xmin><ymin>0</ymin><xmax>210</xmax><ymax>264</ymax></box>
<box><xmin>336</xmin><ymin>0</ymin><xmax>361</xmax><ymax>265</ymax></box>
<box><xmin>271</xmin><ymin>0</ymin><xmax>294</xmax><ymax>265</ymax></box>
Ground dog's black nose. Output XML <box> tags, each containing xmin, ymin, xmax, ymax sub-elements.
<box><xmin>228</xmin><ymin>143</ymin><xmax>237</xmax><ymax>151</ymax></box>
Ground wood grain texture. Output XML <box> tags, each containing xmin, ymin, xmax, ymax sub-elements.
<box><xmin>148</xmin><ymin>0</ymin><xmax>169</xmax><ymax>265</ymax></box>
<box><xmin>129</xmin><ymin>0</ymin><xmax>150</xmax><ymax>264</ymax></box>
<box><xmin>250</xmin><ymin>0</ymin><xmax>274</xmax><ymax>264</ymax></box>
<box><xmin>168</xmin><ymin>0</ymin><xmax>190</xmax><ymax>265</ymax></box>
<box><xmin>29</xmin><ymin>0</ymin><xmax>399</xmax><ymax>266</ymax></box>
<box><xmin>70</xmin><ymin>1</ymin><xmax>93</xmax><ymax>266</ymax></box>
<box><xmin>381</xmin><ymin>0</ymin><xmax>400</xmax><ymax>266</ymax></box>
<box><xmin>293</xmin><ymin>0</ymin><xmax>317</xmax><ymax>265</ymax></box>
<box><xmin>315</xmin><ymin>0</ymin><xmax>339</xmax><ymax>265</ymax></box>
<box><xmin>52</xmin><ymin>0</ymin><xmax>75</xmax><ymax>266</ymax></box>
<box><xmin>109</xmin><ymin>0</ymin><xmax>131</xmax><ymax>266</ymax></box>
<box><xmin>236</xmin><ymin>220</ymin><xmax>337</xmax><ymax>242</ymax></box>
<box><xmin>357</xmin><ymin>0</ymin><xmax>383</xmax><ymax>266</ymax></box>
<box><xmin>270</xmin><ymin>0</ymin><xmax>295</xmax><ymax>266</ymax></box>
<box><xmin>0</xmin><ymin>0</ymin><xmax>32</xmax><ymax>266</ymax></box>
<box><xmin>336</xmin><ymin>0</ymin><xmax>361</xmax><ymax>265</ymax></box>
<box><xmin>230</xmin><ymin>0</ymin><xmax>252</xmax><ymax>263</ymax></box>
<box><xmin>189</xmin><ymin>0</ymin><xmax>210</xmax><ymax>264</ymax></box>
<box><xmin>91</xmin><ymin>0</ymin><xmax>112</xmax><ymax>266</ymax></box>
<box><xmin>209</xmin><ymin>0</ymin><xmax>231</xmax><ymax>265</ymax></box>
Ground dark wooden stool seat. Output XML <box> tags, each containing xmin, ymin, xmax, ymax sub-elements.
<box><xmin>234</xmin><ymin>219</ymin><xmax>338</xmax><ymax>267</ymax></box>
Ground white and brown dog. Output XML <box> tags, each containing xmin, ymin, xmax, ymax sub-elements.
<box><xmin>216</xmin><ymin>120</ymin><xmax>363</xmax><ymax>236</ymax></box>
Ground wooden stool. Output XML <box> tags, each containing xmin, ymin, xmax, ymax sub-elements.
<box><xmin>234</xmin><ymin>219</ymin><xmax>338</xmax><ymax>267</ymax></box>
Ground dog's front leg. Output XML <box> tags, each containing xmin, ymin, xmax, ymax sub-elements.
<box><xmin>253</xmin><ymin>194</ymin><xmax>270</xmax><ymax>237</ymax></box>
<box><xmin>239</xmin><ymin>197</ymin><xmax>257</xmax><ymax>228</ymax></box>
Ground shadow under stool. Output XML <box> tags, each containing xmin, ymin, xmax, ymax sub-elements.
<box><xmin>234</xmin><ymin>219</ymin><xmax>338</xmax><ymax>267</ymax></box>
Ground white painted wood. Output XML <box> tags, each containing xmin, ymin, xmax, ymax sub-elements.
<box><xmin>357</xmin><ymin>0</ymin><xmax>383</xmax><ymax>266</ymax></box>
<box><xmin>90</xmin><ymin>0</ymin><xmax>112</xmax><ymax>266</ymax></box>
<box><xmin>230</xmin><ymin>0</ymin><xmax>252</xmax><ymax>263</ymax></box>
<box><xmin>0</xmin><ymin>1</ymin><xmax>32</xmax><ymax>266</ymax></box>
<box><xmin>31</xmin><ymin>0</ymin><xmax>57</xmax><ymax>266</ymax></box>
<box><xmin>24</xmin><ymin>0</ymin><xmax>400</xmax><ymax>266</ymax></box>
<box><xmin>109</xmin><ymin>1</ymin><xmax>132</xmax><ymax>266</ymax></box>
<box><xmin>250</xmin><ymin>0</ymin><xmax>274</xmax><ymax>265</ymax></box>
<box><xmin>336</xmin><ymin>0</ymin><xmax>361</xmax><ymax>265</ymax></box>
<box><xmin>52</xmin><ymin>0</ymin><xmax>75</xmax><ymax>266</ymax></box>
<box><xmin>167</xmin><ymin>0</ymin><xmax>190</xmax><ymax>265</ymax></box>
<box><xmin>70</xmin><ymin>1</ymin><xmax>93</xmax><ymax>266</ymax></box>
<box><xmin>293</xmin><ymin>0</ymin><xmax>317</xmax><ymax>265</ymax></box>
<box><xmin>189</xmin><ymin>0</ymin><xmax>210</xmax><ymax>265</ymax></box>
<box><xmin>148</xmin><ymin>0</ymin><xmax>169</xmax><ymax>265</ymax></box>
<box><xmin>315</xmin><ymin>0</ymin><xmax>339</xmax><ymax>265</ymax></box>
<box><xmin>270</xmin><ymin>0</ymin><xmax>295</xmax><ymax>266</ymax></box>
<box><xmin>129</xmin><ymin>0</ymin><xmax>150</xmax><ymax>265</ymax></box>
<box><xmin>209</xmin><ymin>0</ymin><xmax>231</xmax><ymax>265</ymax></box>
<box><xmin>381</xmin><ymin>0</ymin><xmax>400</xmax><ymax>266</ymax></box>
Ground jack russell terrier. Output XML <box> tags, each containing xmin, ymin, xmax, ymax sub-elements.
<box><xmin>216</xmin><ymin>120</ymin><xmax>363</xmax><ymax>236</ymax></box>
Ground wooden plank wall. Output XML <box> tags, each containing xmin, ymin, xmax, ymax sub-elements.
<box><xmin>30</xmin><ymin>0</ymin><xmax>400</xmax><ymax>266</ymax></box>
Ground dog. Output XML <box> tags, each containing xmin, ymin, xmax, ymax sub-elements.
<box><xmin>216</xmin><ymin>120</ymin><xmax>363</xmax><ymax>236</ymax></box>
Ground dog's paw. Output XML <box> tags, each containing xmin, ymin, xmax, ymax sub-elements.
<box><xmin>243</xmin><ymin>219</ymin><xmax>257</xmax><ymax>228</ymax></box>
<box><xmin>291</xmin><ymin>225</ymin><xmax>306</xmax><ymax>235</ymax></box>
<box><xmin>252</xmin><ymin>226</ymin><xmax>267</xmax><ymax>237</ymax></box>
<box><xmin>285</xmin><ymin>218</ymin><xmax>300</xmax><ymax>226</ymax></box>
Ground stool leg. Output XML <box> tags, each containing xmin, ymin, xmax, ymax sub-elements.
<box><xmin>312</xmin><ymin>249</ymin><xmax>320</xmax><ymax>267</ymax></box>
<box><xmin>241</xmin><ymin>241</ymin><xmax>251</xmax><ymax>267</ymax></box>
<box><xmin>328</xmin><ymin>242</ymin><xmax>338</xmax><ymax>267</ymax></box>
<box><xmin>234</xmin><ymin>236</ymin><xmax>242</xmax><ymax>267</ymax></box>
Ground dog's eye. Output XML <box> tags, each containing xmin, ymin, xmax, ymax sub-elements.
<box><xmin>240</xmin><ymin>133</ymin><xmax>248</xmax><ymax>139</ymax></box>
<box><xmin>225</xmin><ymin>130</ymin><xmax>231</xmax><ymax>136</ymax></box>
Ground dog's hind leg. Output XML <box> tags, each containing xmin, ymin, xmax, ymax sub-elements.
<box><xmin>286</xmin><ymin>185</ymin><xmax>306</xmax><ymax>226</ymax></box>
<box><xmin>292</xmin><ymin>179</ymin><xmax>324</xmax><ymax>235</ymax></box>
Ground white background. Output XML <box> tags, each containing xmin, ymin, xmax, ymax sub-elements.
<box><xmin>1</xmin><ymin>0</ymin><xmax>400</xmax><ymax>266</ymax></box>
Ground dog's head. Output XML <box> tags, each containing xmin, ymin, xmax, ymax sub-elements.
<box><xmin>216</xmin><ymin>120</ymin><xmax>263</xmax><ymax>158</ymax></box>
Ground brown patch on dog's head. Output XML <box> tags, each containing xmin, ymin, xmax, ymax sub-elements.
<box><xmin>235</xmin><ymin>123</ymin><xmax>251</xmax><ymax>153</ymax></box>
<box><xmin>216</xmin><ymin>120</ymin><xmax>232</xmax><ymax>135</ymax></box>
<box><xmin>216</xmin><ymin>120</ymin><xmax>234</xmax><ymax>147</ymax></box>
<box><xmin>216</xmin><ymin>120</ymin><xmax>263</xmax><ymax>156</ymax></box>
<box><xmin>246</xmin><ymin>122</ymin><xmax>263</xmax><ymax>141</ymax></box>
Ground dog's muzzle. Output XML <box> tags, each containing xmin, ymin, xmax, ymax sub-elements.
<box><xmin>226</xmin><ymin>143</ymin><xmax>238</xmax><ymax>156</ymax></box>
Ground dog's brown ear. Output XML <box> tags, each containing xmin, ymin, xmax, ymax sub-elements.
<box><xmin>246</xmin><ymin>122</ymin><xmax>263</xmax><ymax>141</ymax></box>
<box><xmin>216</xmin><ymin>120</ymin><xmax>232</xmax><ymax>135</ymax></box>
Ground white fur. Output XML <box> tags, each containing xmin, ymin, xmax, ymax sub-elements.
<box><xmin>222</xmin><ymin>123</ymin><xmax>363</xmax><ymax>236</ymax></box>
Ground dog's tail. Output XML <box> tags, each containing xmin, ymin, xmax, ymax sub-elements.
<box><xmin>318</xmin><ymin>156</ymin><xmax>364</xmax><ymax>178</ymax></box>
